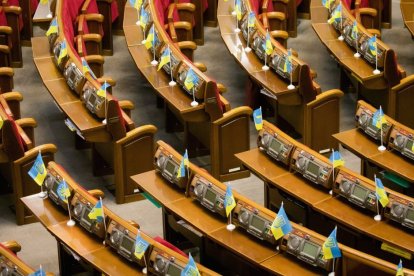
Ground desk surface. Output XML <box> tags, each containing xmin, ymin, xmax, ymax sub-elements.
<box><xmin>333</xmin><ymin>128</ymin><xmax>414</xmax><ymax>182</ymax></box>
<box><xmin>33</xmin><ymin>1</ymin><xmax>52</xmax><ymax>23</ymax></box>
<box><xmin>21</xmin><ymin>194</ymin><xmax>145</xmax><ymax>275</ymax></box>
<box><xmin>401</xmin><ymin>2</ymin><xmax>414</xmax><ymax>37</ymax></box>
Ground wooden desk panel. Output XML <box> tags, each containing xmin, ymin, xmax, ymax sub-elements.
<box><xmin>128</xmin><ymin>46</ymin><xmax>157</xmax><ymax>70</ymax></box>
<box><xmin>20</xmin><ymin>194</ymin><xmax>68</xmax><ymax>228</ymax></box>
<box><xmin>137</xmin><ymin>64</ymin><xmax>172</xmax><ymax>89</ymax></box>
<box><xmin>44</xmin><ymin>79</ymin><xmax>79</xmax><ymax>105</ymax></box>
<box><xmin>33</xmin><ymin>1</ymin><xmax>53</xmax><ymax>23</ymax></box>
<box><xmin>166</xmin><ymin>199</ymin><xmax>226</xmax><ymax>234</ymax></box>
<box><xmin>123</xmin><ymin>6</ymin><xmax>141</xmax><ymax>27</ymax></box>
<box><xmin>251</xmin><ymin>70</ymin><xmax>298</xmax><ymax>97</ymax></box>
<box><xmin>235</xmin><ymin>148</ymin><xmax>290</xmax><ymax>181</ymax></box>
<box><xmin>401</xmin><ymin>3</ymin><xmax>414</xmax><ymax>21</ymax></box>
<box><xmin>84</xmin><ymin>247</ymin><xmax>144</xmax><ymax>275</ymax></box>
<box><xmin>271</xmin><ymin>173</ymin><xmax>331</xmax><ymax>206</ymax></box>
<box><xmin>124</xmin><ymin>25</ymin><xmax>145</xmax><ymax>47</ymax></box>
<box><xmin>217</xmin><ymin>15</ymin><xmax>238</xmax><ymax>35</ymax></box>
<box><xmin>370</xmin><ymin>151</ymin><xmax>414</xmax><ymax>182</ymax></box>
<box><xmin>314</xmin><ymin>197</ymin><xmax>378</xmax><ymax>232</ymax></box>
<box><xmin>131</xmin><ymin>170</ymin><xmax>186</xmax><ymax>204</ymax></box>
<box><xmin>209</xmin><ymin>227</ymin><xmax>277</xmax><ymax>264</ymax></box>
<box><xmin>366</xmin><ymin>223</ymin><xmax>414</xmax><ymax>255</ymax></box>
<box><xmin>32</xmin><ymin>37</ymin><xmax>53</xmax><ymax>59</ymax></box>
<box><xmin>312</xmin><ymin>23</ymin><xmax>341</xmax><ymax>42</ymax></box>
<box><xmin>48</xmin><ymin>222</ymin><xmax>105</xmax><ymax>255</ymax></box>
<box><xmin>405</xmin><ymin>21</ymin><xmax>414</xmax><ymax>36</ymax></box>
<box><xmin>333</xmin><ymin>128</ymin><xmax>381</xmax><ymax>159</ymax></box>
<box><xmin>326</xmin><ymin>40</ymin><xmax>357</xmax><ymax>60</ymax></box>
<box><xmin>60</xmin><ymin>101</ymin><xmax>106</xmax><ymax>134</ymax></box>
<box><xmin>34</xmin><ymin>57</ymin><xmax>63</xmax><ymax>81</ymax></box>
<box><xmin>341</xmin><ymin>57</ymin><xmax>384</xmax><ymax>82</ymax></box>
<box><xmin>260</xmin><ymin>254</ymin><xmax>321</xmax><ymax>275</ymax></box>
<box><xmin>310</xmin><ymin>6</ymin><xmax>329</xmax><ymax>23</ymax></box>
<box><xmin>217</xmin><ymin>0</ymin><xmax>235</xmax><ymax>15</ymax></box>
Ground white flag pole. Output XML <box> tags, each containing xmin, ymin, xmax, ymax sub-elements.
<box><xmin>169</xmin><ymin>46</ymin><xmax>176</xmax><ymax>86</ymax></box>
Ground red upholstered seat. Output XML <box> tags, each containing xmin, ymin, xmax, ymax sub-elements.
<box><xmin>154</xmin><ymin>236</ymin><xmax>188</xmax><ymax>258</ymax></box>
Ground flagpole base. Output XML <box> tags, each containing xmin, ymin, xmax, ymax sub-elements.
<box><xmin>234</xmin><ymin>28</ymin><xmax>241</xmax><ymax>33</ymax></box>
<box><xmin>46</xmin><ymin>13</ymin><xmax>53</xmax><ymax>19</ymax></box>
<box><xmin>169</xmin><ymin>81</ymin><xmax>176</xmax><ymax>86</ymax></box>
<box><xmin>142</xmin><ymin>267</ymin><xmax>148</xmax><ymax>274</ymax></box>
<box><xmin>67</xmin><ymin>219</ymin><xmax>76</xmax><ymax>227</ymax></box>
<box><xmin>38</xmin><ymin>191</ymin><xmax>48</xmax><ymax>199</ymax></box>
<box><xmin>374</xmin><ymin>214</ymin><xmax>382</xmax><ymax>221</ymax></box>
<box><xmin>141</xmin><ymin>39</ymin><xmax>146</xmax><ymax>44</ymax></box>
<box><xmin>226</xmin><ymin>224</ymin><xmax>236</xmax><ymax>231</ymax></box>
<box><xmin>328</xmin><ymin>272</ymin><xmax>335</xmax><ymax>276</ymax></box>
<box><xmin>354</xmin><ymin>52</ymin><xmax>361</xmax><ymax>58</ymax></box>
<box><xmin>287</xmin><ymin>84</ymin><xmax>295</xmax><ymax>90</ymax></box>
<box><xmin>373</xmin><ymin>69</ymin><xmax>380</xmax><ymax>75</ymax></box>
<box><xmin>329</xmin><ymin>190</ymin><xmax>333</xmax><ymax>195</ymax></box>
<box><xmin>338</xmin><ymin>35</ymin><xmax>344</xmax><ymax>41</ymax></box>
<box><xmin>151</xmin><ymin>60</ymin><xmax>158</xmax><ymax>66</ymax></box>
<box><xmin>191</xmin><ymin>101</ymin><xmax>199</xmax><ymax>107</ymax></box>
<box><xmin>245</xmin><ymin>47</ymin><xmax>251</xmax><ymax>53</ymax></box>
<box><xmin>231</xmin><ymin>10</ymin><xmax>236</xmax><ymax>16</ymax></box>
<box><xmin>378</xmin><ymin>145</ymin><xmax>386</xmax><ymax>152</ymax></box>
<box><xmin>102</xmin><ymin>119</ymin><xmax>107</xmax><ymax>125</ymax></box>
<box><xmin>262</xmin><ymin>65</ymin><xmax>269</xmax><ymax>71</ymax></box>
<box><xmin>136</xmin><ymin>20</ymin><xmax>141</xmax><ymax>25</ymax></box>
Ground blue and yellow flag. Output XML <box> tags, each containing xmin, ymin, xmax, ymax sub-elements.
<box><xmin>248</xmin><ymin>11</ymin><xmax>255</xmax><ymax>27</ymax></box>
<box><xmin>262</xmin><ymin>30</ymin><xmax>273</xmax><ymax>55</ymax></box>
<box><xmin>181</xmin><ymin>253</ymin><xmax>200</xmax><ymax>276</ymax></box>
<box><xmin>322</xmin><ymin>0</ymin><xmax>334</xmax><ymax>9</ymax></box>
<box><xmin>28</xmin><ymin>152</ymin><xmax>47</xmax><ymax>186</ymax></box>
<box><xmin>29</xmin><ymin>267</ymin><xmax>46</xmax><ymax>276</ymax></box>
<box><xmin>367</xmin><ymin>35</ymin><xmax>377</xmax><ymax>56</ymax></box>
<box><xmin>351</xmin><ymin>20</ymin><xmax>358</xmax><ymax>40</ymax></box>
<box><xmin>81</xmin><ymin>57</ymin><xmax>96</xmax><ymax>79</ymax></box>
<box><xmin>396</xmin><ymin>259</ymin><xmax>404</xmax><ymax>276</ymax></box>
<box><xmin>130</xmin><ymin>0</ymin><xmax>142</xmax><ymax>9</ymax></box>
<box><xmin>270</xmin><ymin>204</ymin><xmax>292</xmax><ymax>240</ymax></box>
<box><xmin>283</xmin><ymin>49</ymin><xmax>292</xmax><ymax>73</ymax></box>
<box><xmin>253</xmin><ymin>107</ymin><xmax>263</xmax><ymax>131</ymax></box>
<box><xmin>224</xmin><ymin>185</ymin><xmax>236</xmax><ymax>217</ymax></box>
<box><xmin>88</xmin><ymin>199</ymin><xmax>104</xmax><ymax>222</ymax></box>
<box><xmin>46</xmin><ymin>17</ymin><xmax>58</xmax><ymax>37</ymax></box>
<box><xmin>329</xmin><ymin>150</ymin><xmax>345</xmax><ymax>168</ymax></box>
<box><xmin>375</xmin><ymin>177</ymin><xmax>389</xmax><ymax>207</ymax></box>
<box><xmin>97</xmin><ymin>82</ymin><xmax>110</xmax><ymax>98</ymax></box>
<box><xmin>177</xmin><ymin>149</ymin><xmax>188</xmax><ymax>178</ymax></box>
<box><xmin>57</xmin><ymin>40</ymin><xmax>67</xmax><ymax>65</ymax></box>
<box><xmin>0</xmin><ymin>115</ymin><xmax>3</xmax><ymax>130</ymax></box>
<box><xmin>139</xmin><ymin>7</ymin><xmax>149</xmax><ymax>28</ymax></box>
<box><xmin>57</xmin><ymin>180</ymin><xmax>71</xmax><ymax>203</ymax></box>
<box><xmin>145</xmin><ymin>25</ymin><xmax>157</xmax><ymax>49</ymax></box>
<box><xmin>328</xmin><ymin>2</ymin><xmax>341</xmax><ymax>24</ymax></box>
<box><xmin>372</xmin><ymin>106</ymin><xmax>386</xmax><ymax>129</ymax></box>
<box><xmin>158</xmin><ymin>46</ymin><xmax>171</xmax><ymax>71</ymax></box>
<box><xmin>184</xmin><ymin>68</ymin><xmax>198</xmax><ymax>90</ymax></box>
<box><xmin>134</xmin><ymin>232</ymin><xmax>150</xmax><ymax>260</ymax></box>
<box><xmin>40</xmin><ymin>0</ymin><xmax>48</xmax><ymax>5</ymax></box>
<box><xmin>235</xmin><ymin>0</ymin><xmax>242</xmax><ymax>20</ymax></box>
<box><xmin>322</xmin><ymin>226</ymin><xmax>341</xmax><ymax>260</ymax></box>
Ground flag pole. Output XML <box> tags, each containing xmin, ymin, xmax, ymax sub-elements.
<box><xmin>354</xmin><ymin>29</ymin><xmax>360</xmax><ymax>58</ymax></box>
<box><xmin>226</xmin><ymin>182</ymin><xmax>236</xmax><ymax>231</ymax></box>
<box><xmin>262</xmin><ymin>30</ymin><xmax>269</xmax><ymax>71</ymax></box>
<box><xmin>191</xmin><ymin>87</ymin><xmax>198</xmax><ymax>107</ymax></box>
<box><xmin>102</xmin><ymin>81</ymin><xmax>107</xmax><ymax>124</ymax></box>
<box><xmin>378</xmin><ymin>106</ymin><xmax>386</xmax><ymax>151</ymax></box>
<box><xmin>330</xmin><ymin>148</ymin><xmax>334</xmax><ymax>195</ymax></box>
<box><xmin>328</xmin><ymin>258</ymin><xmax>335</xmax><ymax>276</ymax></box>
<box><xmin>288</xmin><ymin>48</ymin><xmax>295</xmax><ymax>90</ymax></box>
<box><xmin>373</xmin><ymin>35</ymin><xmax>380</xmax><ymax>74</ymax></box>
<box><xmin>232</xmin><ymin>0</ymin><xmax>236</xmax><ymax>16</ymax></box>
<box><xmin>46</xmin><ymin>0</ymin><xmax>52</xmax><ymax>18</ymax></box>
<box><xmin>151</xmin><ymin>27</ymin><xmax>158</xmax><ymax>66</ymax></box>
<box><xmin>38</xmin><ymin>150</ymin><xmax>47</xmax><ymax>199</ymax></box>
<box><xmin>139</xmin><ymin>229</ymin><xmax>149</xmax><ymax>274</ymax></box>
<box><xmin>141</xmin><ymin>20</ymin><xmax>146</xmax><ymax>44</ymax></box>
<box><xmin>66</xmin><ymin>179</ymin><xmax>76</xmax><ymax>227</ymax></box>
<box><xmin>373</xmin><ymin>174</ymin><xmax>382</xmax><ymax>221</ymax></box>
<box><xmin>136</xmin><ymin>5</ymin><xmax>141</xmax><ymax>26</ymax></box>
<box><xmin>338</xmin><ymin>3</ymin><xmax>344</xmax><ymax>41</ymax></box>
<box><xmin>235</xmin><ymin>12</ymin><xmax>240</xmax><ymax>33</ymax></box>
<box><xmin>168</xmin><ymin>46</ymin><xmax>176</xmax><ymax>86</ymax></box>
<box><xmin>245</xmin><ymin>23</ymin><xmax>251</xmax><ymax>52</ymax></box>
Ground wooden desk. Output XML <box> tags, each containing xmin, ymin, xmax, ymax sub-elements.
<box><xmin>401</xmin><ymin>1</ymin><xmax>414</xmax><ymax>37</ymax></box>
<box><xmin>131</xmin><ymin>170</ymin><xmax>325</xmax><ymax>275</ymax></box>
<box><xmin>33</xmin><ymin>1</ymin><xmax>52</xmax><ymax>23</ymax></box>
<box><xmin>21</xmin><ymin>194</ymin><xmax>145</xmax><ymax>276</ymax></box>
<box><xmin>333</xmin><ymin>128</ymin><xmax>414</xmax><ymax>183</ymax></box>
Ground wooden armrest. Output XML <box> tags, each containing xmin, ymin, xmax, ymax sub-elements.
<box><xmin>0</xmin><ymin>26</ymin><xmax>12</xmax><ymax>34</ymax></box>
<box><xmin>259</xmin><ymin>13</ymin><xmax>269</xmax><ymax>29</ymax></box>
<box><xmin>313</xmin><ymin>89</ymin><xmax>343</xmax><ymax>102</ymax></box>
<box><xmin>177</xmin><ymin>41</ymin><xmax>197</xmax><ymax>50</ymax></box>
<box><xmin>82</xmin><ymin>33</ymin><xmax>102</xmax><ymax>43</ymax></box>
<box><xmin>3</xmin><ymin>6</ymin><xmax>21</xmax><ymax>15</ymax></box>
<box><xmin>14</xmin><ymin>144</ymin><xmax>58</xmax><ymax>164</ymax></box>
<box><xmin>81</xmin><ymin>0</ymin><xmax>92</xmax><ymax>14</ymax></box>
<box><xmin>367</xmin><ymin>29</ymin><xmax>381</xmax><ymax>38</ymax></box>
<box><xmin>128</xmin><ymin>220</ymin><xmax>140</xmax><ymax>228</ymax></box>
<box><xmin>1</xmin><ymin>241</ymin><xmax>21</xmax><ymax>253</ymax></box>
<box><xmin>116</xmin><ymin>125</ymin><xmax>157</xmax><ymax>144</ymax></box>
<box><xmin>0</xmin><ymin>66</ymin><xmax>14</xmax><ymax>77</ymax></box>
<box><xmin>359</xmin><ymin>7</ymin><xmax>377</xmax><ymax>17</ymax></box>
<box><xmin>217</xmin><ymin>83</ymin><xmax>227</xmax><ymax>94</ymax></box>
<box><xmin>176</xmin><ymin>3</ymin><xmax>196</xmax><ymax>12</ymax></box>
<box><xmin>168</xmin><ymin>4</ymin><xmax>175</xmax><ymax>23</ymax></box>
<box><xmin>262</xmin><ymin>0</ymin><xmax>269</xmax><ymax>12</ymax></box>
<box><xmin>85</xmin><ymin>55</ymin><xmax>105</xmax><ymax>64</ymax></box>
<box><xmin>313</xmin><ymin>81</ymin><xmax>322</xmax><ymax>94</ymax></box>
<box><xmin>2</xmin><ymin>91</ymin><xmax>22</xmax><ymax>102</ymax></box>
<box><xmin>398</xmin><ymin>65</ymin><xmax>406</xmax><ymax>79</ymax></box>
<box><xmin>392</xmin><ymin>74</ymin><xmax>414</xmax><ymax>90</ymax></box>
<box><xmin>119</xmin><ymin>100</ymin><xmax>135</xmax><ymax>111</ymax></box>
<box><xmin>173</xmin><ymin>21</ymin><xmax>192</xmax><ymax>31</ymax></box>
<box><xmin>193</xmin><ymin>62</ymin><xmax>207</xmax><ymax>72</ymax></box>
<box><xmin>97</xmin><ymin>76</ymin><xmax>116</xmax><ymax>87</ymax></box>
<box><xmin>266</xmin><ymin>11</ymin><xmax>286</xmax><ymax>21</ymax></box>
<box><xmin>273</xmin><ymin>0</ymin><xmax>289</xmax><ymax>3</ymax></box>
<box><xmin>310</xmin><ymin>69</ymin><xmax>317</xmax><ymax>79</ymax></box>
<box><xmin>270</xmin><ymin>30</ymin><xmax>289</xmax><ymax>39</ymax></box>
<box><xmin>84</xmin><ymin>13</ymin><xmax>104</xmax><ymax>23</ymax></box>
<box><xmin>169</xmin><ymin>22</ymin><xmax>178</xmax><ymax>42</ymax></box>
<box><xmin>88</xmin><ymin>189</ymin><xmax>105</xmax><ymax>199</ymax></box>
<box><xmin>15</xmin><ymin>118</ymin><xmax>37</xmax><ymax>129</ymax></box>
<box><xmin>77</xmin><ymin>14</ymin><xmax>86</xmax><ymax>35</ymax></box>
<box><xmin>214</xmin><ymin>106</ymin><xmax>253</xmax><ymax>125</ymax></box>
<box><xmin>218</xmin><ymin>94</ymin><xmax>231</xmax><ymax>112</ymax></box>
<box><xmin>0</xmin><ymin>45</ymin><xmax>9</xmax><ymax>53</ymax></box>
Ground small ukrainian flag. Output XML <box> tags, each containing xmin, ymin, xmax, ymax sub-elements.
<box><xmin>28</xmin><ymin>152</ymin><xmax>47</xmax><ymax>186</ymax></box>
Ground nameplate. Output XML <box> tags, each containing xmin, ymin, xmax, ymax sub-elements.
<box><xmin>260</xmin><ymin>88</ymin><xmax>277</xmax><ymax>100</ymax></box>
<box><xmin>206</xmin><ymin>97</ymin><xmax>216</xmax><ymax>104</ymax></box>
<box><xmin>319</xmin><ymin>148</ymin><xmax>331</xmax><ymax>154</ymax></box>
<box><xmin>64</xmin><ymin>118</ymin><xmax>76</xmax><ymax>132</ymax></box>
<box><xmin>381</xmin><ymin>243</ymin><xmax>412</xmax><ymax>260</ymax></box>
<box><xmin>229</xmin><ymin>167</ymin><xmax>241</xmax><ymax>173</ymax></box>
